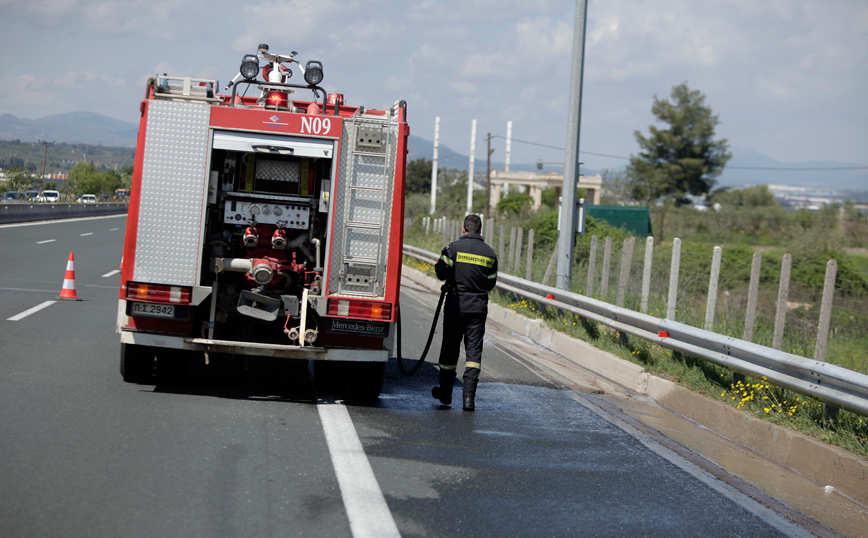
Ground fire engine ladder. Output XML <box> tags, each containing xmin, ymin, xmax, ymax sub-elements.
<box><xmin>337</xmin><ymin>117</ymin><xmax>395</xmax><ymax>297</ymax></box>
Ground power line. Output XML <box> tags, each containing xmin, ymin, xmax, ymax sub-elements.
<box><xmin>491</xmin><ymin>134</ymin><xmax>868</xmax><ymax>171</ymax></box>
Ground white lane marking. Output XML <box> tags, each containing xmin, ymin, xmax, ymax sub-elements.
<box><xmin>37</xmin><ymin>239</ymin><xmax>56</xmax><ymax>244</ymax></box>
<box><xmin>109</xmin><ymin>228</ymin><xmax>119</xmax><ymax>231</ymax></box>
<box><xmin>80</xmin><ymin>232</ymin><xmax>93</xmax><ymax>236</ymax></box>
<box><xmin>102</xmin><ymin>269</ymin><xmax>121</xmax><ymax>278</ymax></box>
<box><xmin>8</xmin><ymin>300</ymin><xmax>57</xmax><ymax>321</ymax></box>
<box><xmin>317</xmin><ymin>399</ymin><xmax>401</xmax><ymax>538</ymax></box>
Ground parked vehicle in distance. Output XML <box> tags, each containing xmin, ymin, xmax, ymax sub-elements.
<box><xmin>36</xmin><ymin>190</ymin><xmax>60</xmax><ymax>202</ymax></box>
<box><xmin>25</xmin><ymin>190</ymin><xmax>39</xmax><ymax>200</ymax></box>
<box><xmin>1</xmin><ymin>191</ymin><xmax>25</xmax><ymax>202</ymax></box>
<box><xmin>79</xmin><ymin>194</ymin><xmax>97</xmax><ymax>203</ymax></box>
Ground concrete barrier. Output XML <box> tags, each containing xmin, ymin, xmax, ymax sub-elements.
<box><xmin>0</xmin><ymin>203</ymin><xmax>129</xmax><ymax>224</ymax></box>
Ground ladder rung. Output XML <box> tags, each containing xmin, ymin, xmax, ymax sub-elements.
<box><xmin>344</xmin><ymin>257</ymin><xmax>378</xmax><ymax>265</ymax></box>
<box><xmin>349</xmin><ymin>186</ymin><xmax>384</xmax><ymax>192</ymax></box>
<box><xmin>346</xmin><ymin>221</ymin><xmax>382</xmax><ymax>230</ymax></box>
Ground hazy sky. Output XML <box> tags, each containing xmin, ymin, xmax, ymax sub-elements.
<box><xmin>1</xmin><ymin>0</ymin><xmax>866</xmax><ymax>171</ymax></box>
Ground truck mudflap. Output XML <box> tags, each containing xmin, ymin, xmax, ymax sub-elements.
<box><xmin>119</xmin><ymin>330</ymin><xmax>388</xmax><ymax>362</ymax></box>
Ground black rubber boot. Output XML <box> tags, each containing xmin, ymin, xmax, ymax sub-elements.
<box><xmin>462</xmin><ymin>374</ymin><xmax>478</xmax><ymax>412</ymax></box>
<box><xmin>462</xmin><ymin>394</ymin><xmax>475</xmax><ymax>412</ymax></box>
<box><xmin>432</xmin><ymin>369</ymin><xmax>456</xmax><ymax>406</ymax></box>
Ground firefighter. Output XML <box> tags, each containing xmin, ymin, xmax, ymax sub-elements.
<box><xmin>432</xmin><ymin>214</ymin><xmax>498</xmax><ymax>411</ymax></box>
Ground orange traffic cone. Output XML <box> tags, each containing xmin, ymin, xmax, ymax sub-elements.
<box><xmin>58</xmin><ymin>252</ymin><xmax>82</xmax><ymax>301</ymax></box>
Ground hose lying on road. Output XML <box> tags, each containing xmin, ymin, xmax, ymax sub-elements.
<box><xmin>395</xmin><ymin>284</ymin><xmax>447</xmax><ymax>376</ymax></box>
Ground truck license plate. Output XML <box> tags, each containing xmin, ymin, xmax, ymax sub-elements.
<box><xmin>131</xmin><ymin>302</ymin><xmax>175</xmax><ymax>318</ymax></box>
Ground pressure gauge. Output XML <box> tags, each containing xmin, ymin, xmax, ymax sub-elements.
<box><xmin>262</xmin><ymin>205</ymin><xmax>272</xmax><ymax>216</ymax></box>
<box><xmin>273</xmin><ymin>206</ymin><xmax>283</xmax><ymax>216</ymax></box>
<box><xmin>249</xmin><ymin>204</ymin><xmax>261</xmax><ymax>216</ymax></box>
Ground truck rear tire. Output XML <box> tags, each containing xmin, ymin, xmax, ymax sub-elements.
<box><xmin>349</xmin><ymin>362</ymin><xmax>385</xmax><ymax>401</ymax></box>
<box><xmin>314</xmin><ymin>361</ymin><xmax>385</xmax><ymax>400</ymax></box>
<box><xmin>120</xmin><ymin>343</ymin><xmax>156</xmax><ymax>383</ymax></box>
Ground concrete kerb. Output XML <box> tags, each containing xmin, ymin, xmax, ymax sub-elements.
<box><xmin>400</xmin><ymin>263</ymin><xmax>868</xmax><ymax>508</ymax></box>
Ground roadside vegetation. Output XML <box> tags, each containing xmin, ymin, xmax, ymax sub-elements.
<box><xmin>402</xmin><ymin>81</ymin><xmax>867</xmax><ymax>457</ymax></box>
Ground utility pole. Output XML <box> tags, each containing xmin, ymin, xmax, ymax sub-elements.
<box><xmin>39</xmin><ymin>140</ymin><xmax>53</xmax><ymax>192</ymax></box>
<box><xmin>467</xmin><ymin>119</ymin><xmax>477</xmax><ymax>214</ymax></box>
<box><xmin>485</xmin><ymin>132</ymin><xmax>492</xmax><ymax>221</ymax></box>
<box><xmin>430</xmin><ymin>116</ymin><xmax>440</xmax><ymax>214</ymax></box>
<box><xmin>556</xmin><ymin>0</ymin><xmax>589</xmax><ymax>291</ymax></box>
<box><xmin>505</xmin><ymin>121</ymin><xmax>512</xmax><ymax>172</ymax></box>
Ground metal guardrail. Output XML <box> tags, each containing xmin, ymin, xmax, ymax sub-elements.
<box><xmin>404</xmin><ymin>244</ymin><xmax>868</xmax><ymax>418</ymax></box>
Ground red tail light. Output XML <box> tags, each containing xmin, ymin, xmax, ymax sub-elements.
<box><xmin>328</xmin><ymin>299</ymin><xmax>391</xmax><ymax>321</ymax></box>
<box><xmin>127</xmin><ymin>282</ymin><xmax>192</xmax><ymax>304</ymax></box>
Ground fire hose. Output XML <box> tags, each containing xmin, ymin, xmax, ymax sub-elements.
<box><xmin>395</xmin><ymin>284</ymin><xmax>448</xmax><ymax>376</ymax></box>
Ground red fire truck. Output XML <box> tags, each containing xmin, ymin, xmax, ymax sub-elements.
<box><xmin>117</xmin><ymin>44</ymin><xmax>409</xmax><ymax>398</ymax></box>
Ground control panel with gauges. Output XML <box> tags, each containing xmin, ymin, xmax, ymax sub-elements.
<box><xmin>223</xmin><ymin>193</ymin><xmax>311</xmax><ymax>229</ymax></box>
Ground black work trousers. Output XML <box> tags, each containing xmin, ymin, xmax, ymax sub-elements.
<box><xmin>438</xmin><ymin>301</ymin><xmax>487</xmax><ymax>396</ymax></box>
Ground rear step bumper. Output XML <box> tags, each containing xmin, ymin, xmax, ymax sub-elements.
<box><xmin>119</xmin><ymin>331</ymin><xmax>387</xmax><ymax>362</ymax></box>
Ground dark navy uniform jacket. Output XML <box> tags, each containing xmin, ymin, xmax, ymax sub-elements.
<box><xmin>434</xmin><ymin>233</ymin><xmax>498</xmax><ymax>314</ymax></box>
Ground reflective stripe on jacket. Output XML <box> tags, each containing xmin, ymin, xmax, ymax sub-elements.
<box><xmin>434</xmin><ymin>233</ymin><xmax>498</xmax><ymax>314</ymax></box>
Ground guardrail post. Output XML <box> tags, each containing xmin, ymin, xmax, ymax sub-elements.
<box><xmin>705</xmin><ymin>246</ymin><xmax>722</xmax><ymax>331</ymax></box>
<box><xmin>815</xmin><ymin>259</ymin><xmax>837</xmax><ymax>362</ymax></box>
<box><xmin>526</xmin><ymin>229</ymin><xmax>535</xmax><ymax>281</ymax></box>
<box><xmin>641</xmin><ymin>236</ymin><xmax>654</xmax><ymax>314</ymax></box>
<box><xmin>617</xmin><ymin>237</ymin><xmax>635</xmax><ymax>308</ymax></box>
<box><xmin>514</xmin><ymin>228</ymin><xmax>524</xmax><ymax>274</ymax></box>
<box><xmin>667</xmin><ymin>238</ymin><xmax>681</xmax><ymax>320</ymax></box>
<box><xmin>587</xmin><ymin>235</ymin><xmax>598</xmax><ymax>297</ymax></box>
<box><xmin>773</xmin><ymin>254</ymin><xmax>792</xmax><ymax>351</ymax></box>
<box><xmin>601</xmin><ymin>236</ymin><xmax>613</xmax><ymax>298</ymax></box>
<box><xmin>508</xmin><ymin>227</ymin><xmax>517</xmax><ymax>274</ymax></box>
<box><xmin>743</xmin><ymin>252</ymin><xmax>762</xmax><ymax>342</ymax></box>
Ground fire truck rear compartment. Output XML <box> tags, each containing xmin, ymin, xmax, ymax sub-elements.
<box><xmin>121</xmin><ymin>92</ymin><xmax>405</xmax><ymax>398</ymax></box>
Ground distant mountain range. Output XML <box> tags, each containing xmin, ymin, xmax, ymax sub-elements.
<box><xmin>0</xmin><ymin>112</ymin><xmax>139</xmax><ymax>148</ymax></box>
<box><xmin>2</xmin><ymin>111</ymin><xmax>865</xmax><ymax>192</ymax></box>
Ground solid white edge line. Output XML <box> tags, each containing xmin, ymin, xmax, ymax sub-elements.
<box><xmin>36</xmin><ymin>239</ymin><xmax>56</xmax><ymax>244</ymax></box>
<box><xmin>565</xmin><ymin>392</ymin><xmax>815</xmax><ymax>538</ymax></box>
<box><xmin>102</xmin><ymin>269</ymin><xmax>121</xmax><ymax>278</ymax></box>
<box><xmin>80</xmin><ymin>232</ymin><xmax>93</xmax><ymax>236</ymax></box>
<box><xmin>317</xmin><ymin>398</ymin><xmax>401</xmax><ymax>538</ymax></box>
<box><xmin>0</xmin><ymin>214</ymin><xmax>126</xmax><ymax>229</ymax></box>
<box><xmin>7</xmin><ymin>300</ymin><xmax>58</xmax><ymax>321</ymax></box>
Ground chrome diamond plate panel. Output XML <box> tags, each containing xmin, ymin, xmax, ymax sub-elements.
<box><xmin>134</xmin><ymin>100</ymin><xmax>210</xmax><ymax>285</ymax></box>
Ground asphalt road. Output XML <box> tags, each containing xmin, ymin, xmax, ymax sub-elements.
<box><xmin>0</xmin><ymin>215</ymin><xmax>821</xmax><ymax>537</ymax></box>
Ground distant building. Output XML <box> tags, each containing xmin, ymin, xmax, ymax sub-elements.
<box><xmin>489</xmin><ymin>170</ymin><xmax>602</xmax><ymax>211</ymax></box>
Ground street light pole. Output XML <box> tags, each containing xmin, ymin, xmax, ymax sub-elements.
<box><xmin>485</xmin><ymin>132</ymin><xmax>492</xmax><ymax>221</ymax></box>
<box><xmin>556</xmin><ymin>0</ymin><xmax>589</xmax><ymax>291</ymax></box>
<box><xmin>39</xmin><ymin>140</ymin><xmax>53</xmax><ymax>192</ymax></box>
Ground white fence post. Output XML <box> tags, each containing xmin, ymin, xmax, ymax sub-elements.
<box><xmin>815</xmin><ymin>259</ymin><xmax>837</xmax><ymax>362</ymax></box>
<box><xmin>526</xmin><ymin>229</ymin><xmax>535</xmax><ymax>281</ymax></box>
<box><xmin>704</xmin><ymin>246</ymin><xmax>722</xmax><ymax>331</ymax></box>
<box><xmin>743</xmin><ymin>252</ymin><xmax>762</xmax><ymax>342</ymax></box>
<box><xmin>667</xmin><ymin>238</ymin><xmax>682</xmax><ymax>320</ymax></box>
<box><xmin>514</xmin><ymin>228</ymin><xmax>524</xmax><ymax>274</ymax></box>
<box><xmin>616</xmin><ymin>237</ymin><xmax>635</xmax><ymax>308</ymax></box>
<box><xmin>641</xmin><ymin>237</ymin><xmax>654</xmax><ymax>314</ymax></box>
<box><xmin>773</xmin><ymin>254</ymin><xmax>792</xmax><ymax>351</ymax></box>
<box><xmin>586</xmin><ymin>235</ymin><xmax>598</xmax><ymax>297</ymax></box>
<box><xmin>600</xmin><ymin>236</ymin><xmax>613</xmax><ymax>298</ymax></box>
